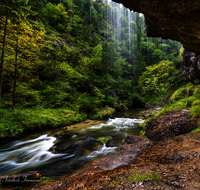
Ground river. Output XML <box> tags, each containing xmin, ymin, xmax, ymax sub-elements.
<box><xmin>0</xmin><ymin>109</ymin><xmax>144</xmax><ymax>178</ymax></box>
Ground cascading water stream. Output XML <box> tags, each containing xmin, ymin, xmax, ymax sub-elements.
<box><xmin>0</xmin><ymin>110</ymin><xmax>144</xmax><ymax>177</ymax></box>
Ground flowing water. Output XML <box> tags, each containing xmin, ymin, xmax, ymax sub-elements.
<box><xmin>0</xmin><ymin>110</ymin><xmax>144</xmax><ymax>177</ymax></box>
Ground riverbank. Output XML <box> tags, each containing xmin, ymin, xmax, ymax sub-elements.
<box><xmin>0</xmin><ymin>108</ymin><xmax>86</xmax><ymax>139</ymax></box>
<box><xmin>0</xmin><ymin>106</ymin><xmax>115</xmax><ymax>139</ymax></box>
<box><xmin>28</xmin><ymin>106</ymin><xmax>200</xmax><ymax>189</ymax></box>
<box><xmin>30</xmin><ymin>130</ymin><xmax>200</xmax><ymax>190</ymax></box>
<box><xmin>1</xmin><ymin>105</ymin><xmax>200</xmax><ymax>189</ymax></box>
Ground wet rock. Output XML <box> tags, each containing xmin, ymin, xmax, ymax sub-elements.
<box><xmin>33</xmin><ymin>131</ymin><xmax>200</xmax><ymax>190</ymax></box>
<box><xmin>141</xmin><ymin>106</ymin><xmax>163</xmax><ymax>119</ymax></box>
<box><xmin>145</xmin><ymin>109</ymin><xmax>198</xmax><ymax>141</ymax></box>
<box><xmin>101</xmin><ymin>138</ymin><xmax>151</xmax><ymax>170</ymax></box>
<box><xmin>125</xmin><ymin>136</ymin><xmax>143</xmax><ymax>144</ymax></box>
<box><xmin>182</xmin><ymin>51</ymin><xmax>200</xmax><ymax>84</ymax></box>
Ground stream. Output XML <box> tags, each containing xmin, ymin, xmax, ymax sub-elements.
<box><xmin>0</xmin><ymin>110</ymin><xmax>144</xmax><ymax>177</ymax></box>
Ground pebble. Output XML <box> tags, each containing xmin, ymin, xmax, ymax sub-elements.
<box><xmin>138</xmin><ymin>181</ymin><xmax>144</xmax><ymax>186</ymax></box>
<box><xmin>171</xmin><ymin>181</ymin><xmax>180</xmax><ymax>187</ymax></box>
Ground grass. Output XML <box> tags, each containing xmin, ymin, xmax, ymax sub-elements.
<box><xmin>40</xmin><ymin>176</ymin><xmax>55</xmax><ymax>182</ymax></box>
<box><xmin>90</xmin><ymin>158</ymin><xmax>96</xmax><ymax>162</ymax></box>
<box><xmin>129</xmin><ymin>171</ymin><xmax>160</xmax><ymax>183</ymax></box>
<box><xmin>0</xmin><ymin>107</ymin><xmax>87</xmax><ymax>138</ymax></box>
<box><xmin>192</xmin><ymin>127</ymin><xmax>200</xmax><ymax>133</ymax></box>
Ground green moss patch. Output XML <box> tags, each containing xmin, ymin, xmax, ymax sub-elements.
<box><xmin>96</xmin><ymin>136</ymin><xmax>112</xmax><ymax>144</ymax></box>
<box><xmin>0</xmin><ymin>108</ymin><xmax>87</xmax><ymax>138</ymax></box>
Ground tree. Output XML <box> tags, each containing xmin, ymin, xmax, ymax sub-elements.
<box><xmin>12</xmin><ymin>22</ymin><xmax>44</xmax><ymax>110</ymax></box>
<box><xmin>43</xmin><ymin>2</ymin><xmax>69</xmax><ymax>31</ymax></box>
<box><xmin>152</xmin><ymin>49</ymin><xmax>163</xmax><ymax>64</ymax></box>
<box><xmin>0</xmin><ymin>17</ymin><xmax>45</xmax><ymax>110</ymax></box>
<box><xmin>0</xmin><ymin>0</ymin><xmax>31</xmax><ymax>109</ymax></box>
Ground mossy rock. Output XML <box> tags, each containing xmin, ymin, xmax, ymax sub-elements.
<box><xmin>96</xmin><ymin>136</ymin><xmax>112</xmax><ymax>144</ymax></box>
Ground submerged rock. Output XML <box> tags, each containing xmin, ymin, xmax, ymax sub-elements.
<box><xmin>145</xmin><ymin>109</ymin><xmax>198</xmax><ymax>141</ymax></box>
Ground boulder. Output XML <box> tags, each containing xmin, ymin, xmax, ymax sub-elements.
<box><xmin>145</xmin><ymin>109</ymin><xmax>198</xmax><ymax>141</ymax></box>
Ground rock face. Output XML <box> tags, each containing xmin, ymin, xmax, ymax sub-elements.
<box><xmin>145</xmin><ymin>109</ymin><xmax>198</xmax><ymax>141</ymax></box>
<box><xmin>112</xmin><ymin>0</ymin><xmax>200</xmax><ymax>54</ymax></box>
<box><xmin>111</xmin><ymin>0</ymin><xmax>200</xmax><ymax>83</ymax></box>
<box><xmin>182</xmin><ymin>50</ymin><xmax>200</xmax><ymax>84</ymax></box>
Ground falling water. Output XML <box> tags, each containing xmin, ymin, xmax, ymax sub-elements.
<box><xmin>128</xmin><ymin>10</ymin><xmax>131</xmax><ymax>63</ymax></box>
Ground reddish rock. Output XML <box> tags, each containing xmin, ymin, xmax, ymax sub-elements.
<box><xmin>145</xmin><ymin>109</ymin><xmax>198</xmax><ymax>141</ymax></box>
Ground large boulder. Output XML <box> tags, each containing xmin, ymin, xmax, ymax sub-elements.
<box><xmin>145</xmin><ymin>109</ymin><xmax>198</xmax><ymax>141</ymax></box>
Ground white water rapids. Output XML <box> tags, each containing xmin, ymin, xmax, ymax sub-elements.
<box><xmin>0</xmin><ymin>116</ymin><xmax>144</xmax><ymax>177</ymax></box>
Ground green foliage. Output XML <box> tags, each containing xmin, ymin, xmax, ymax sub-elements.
<box><xmin>0</xmin><ymin>0</ymin><xmax>182</xmax><ymax>138</ymax></box>
<box><xmin>170</xmin><ymin>83</ymin><xmax>196</xmax><ymax>102</ymax></box>
<box><xmin>140</xmin><ymin>83</ymin><xmax>200</xmax><ymax>133</ymax></box>
<box><xmin>96</xmin><ymin>136</ymin><xmax>112</xmax><ymax>144</ymax></box>
<box><xmin>139</xmin><ymin>60</ymin><xmax>186</xmax><ymax>104</ymax></box>
<box><xmin>152</xmin><ymin>49</ymin><xmax>163</xmax><ymax>64</ymax></box>
<box><xmin>40</xmin><ymin>176</ymin><xmax>54</xmax><ymax>181</ymax></box>
<box><xmin>129</xmin><ymin>171</ymin><xmax>160</xmax><ymax>183</ymax></box>
<box><xmin>42</xmin><ymin>2</ymin><xmax>69</xmax><ymax>31</ymax></box>
<box><xmin>0</xmin><ymin>108</ymin><xmax>87</xmax><ymax>138</ymax></box>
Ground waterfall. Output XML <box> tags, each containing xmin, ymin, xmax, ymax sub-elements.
<box><xmin>128</xmin><ymin>10</ymin><xmax>131</xmax><ymax>63</ymax></box>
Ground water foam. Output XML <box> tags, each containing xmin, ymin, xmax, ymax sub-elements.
<box><xmin>86</xmin><ymin>144</ymin><xmax>117</xmax><ymax>159</ymax></box>
<box><xmin>90</xmin><ymin>118</ymin><xmax>144</xmax><ymax>130</ymax></box>
<box><xmin>0</xmin><ymin>134</ymin><xmax>67</xmax><ymax>175</ymax></box>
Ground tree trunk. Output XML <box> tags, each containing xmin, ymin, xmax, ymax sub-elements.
<box><xmin>12</xmin><ymin>35</ymin><xmax>18</xmax><ymax>111</ymax></box>
<box><xmin>0</xmin><ymin>10</ymin><xmax>8</xmax><ymax>110</ymax></box>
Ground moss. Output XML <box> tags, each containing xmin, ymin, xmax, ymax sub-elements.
<box><xmin>90</xmin><ymin>107</ymin><xmax>115</xmax><ymax>120</ymax></box>
<box><xmin>96</xmin><ymin>136</ymin><xmax>112</xmax><ymax>144</ymax></box>
<box><xmin>129</xmin><ymin>171</ymin><xmax>160</xmax><ymax>183</ymax></box>
<box><xmin>141</xmin><ymin>83</ymin><xmax>200</xmax><ymax>135</ymax></box>
<box><xmin>0</xmin><ymin>108</ymin><xmax>87</xmax><ymax>138</ymax></box>
<box><xmin>170</xmin><ymin>83</ymin><xmax>194</xmax><ymax>102</ymax></box>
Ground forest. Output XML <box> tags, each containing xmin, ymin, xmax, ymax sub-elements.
<box><xmin>0</xmin><ymin>0</ymin><xmax>186</xmax><ymax>138</ymax></box>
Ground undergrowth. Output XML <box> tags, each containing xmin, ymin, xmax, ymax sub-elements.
<box><xmin>140</xmin><ymin>83</ymin><xmax>200</xmax><ymax>131</ymax></box>
<box><xmin>0</xmin><ymin>107</ymin><xmax>87</xmax><ymax>138</ymax></box>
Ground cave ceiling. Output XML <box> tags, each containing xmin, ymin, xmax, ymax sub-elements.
<box><xmin>112</xmin><ymin>0</ymin><xmax>200</xmax><ymax>53</ymax></box>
